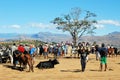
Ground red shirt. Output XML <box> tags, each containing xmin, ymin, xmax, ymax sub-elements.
<box><xmin>18</xmin><ymin>45</ymin><xmax>25</xmax><ymax>53</ymax></box>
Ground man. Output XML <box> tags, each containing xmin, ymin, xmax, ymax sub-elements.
<box><xmin>99</xmin><ymin>43</ymin><xmax>108</xmax><ymax>71</ymax></box>
<box><xmin>18</xmin><ymin>44</ymin><xmax>25</xmax><ymax>53</ymax></box>
<box><xmin>43</xmin><ymin>44</ymin><xmax>48</xmax><ymax>59</ymax></box>
<box><xmin>39</xmin><ymin>44</ymin><xmax>44</xmax><ymax>57</ymax></box>
<box><xmin>13</xmin><ymin>43</ymin><xmax>25</xmax><ymax>69</ymax></box>
<box><xmin>30</xmin><ymin>44</ymin><xmax>36</xmax><ymax>65</ymax></box>
<box><xmin>11</xmin><ymin>43</ymin><xmax>17</xmax><ymax>64</ymax></box>
<box><xmin>78</xmin><ymin>46</ymin><xmax>89</xmax><ymax>72</ymax></box>
<box><xmin>95</xmin><ymin>45</ymin><xmax>100</xmax><ymax>61</ymax></box>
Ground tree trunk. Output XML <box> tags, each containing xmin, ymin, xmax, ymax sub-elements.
<box><xmin>72</xmin><ymin>34</ymin><xmax>78</xmax><ymax>46</ymax></box>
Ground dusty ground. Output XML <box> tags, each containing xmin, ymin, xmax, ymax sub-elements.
<box><xmin>0</xmin><ymin>54</ymin><xmax>120</xmax><ymax>80</ymax></box>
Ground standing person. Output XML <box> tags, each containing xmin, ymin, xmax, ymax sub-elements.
<box><xmin>39</xmin><ymin>45</ymin><xmax>44</xmax><ymax>57</ymax></box>
<box><xmin>61</xmin><ymin>45</ymin><xmax>65</xmax><ymax>57</ymax></box>
<box><xmin>53</xmin><ymin>45</ymin><xmax>58</xmax><ymax>59</ymax></box>
<box><xmin>72</xmin><ymin>46</ymin><xmax>77</xmax><ymax>58</ymax></box>
<box><xmin>11</xmin><ymin>43</ymin><xmax>17</xmax><ymax>64</ymax></box>
<box><xmin>99</xmin><ymin>43</ymin><xmax>108</xmax><ymax>71</ymax></box>
<box><xmin>43</xmin><ymin>44</ymin><xmax>48</xmax><ymax>59</ymax></box>
<box><xmin>24</xmin><ymin>44</ymin><xmax>30</xmax><ymax>53</ymax></box>
<box><xmin>91</xmin><ymin>46</ymin><xmax>95</xmax><ymax>54</ymax></box>
<box><xmin>36</xmin><ymin>46</ymin><xmax>40</xmax><ymax>56</ymax></box>
<box><xmin>79</xmin><ymin>47</ymin><xmax>89</xmax><ymax>72</ymax></box>
<box><xmin>114</xmin><ymin>47</ymin><xmax>118</xmax><ymax>57</ymax></box>
<box><xmin>95</xmin><ymin>45</ymin><xmax>100</xmax><ymax>61</ymax></box>
<box><xmin>5</xmin><ymin>45</ymin><xmax>12</xmax><ymax>63</ymax></box>
<box><xmin>58</xmin><ymin>44</ymin><xmax>62</xmax><ymax>58</ymax></box>
<box><xmin>77</xmin><ymin>42</ymin><xmax>82</xmax><ymax>58</ymax></box>
<box><xmin>29</xmin><ymin>44</ymin><xmax>36</xmax><ymax>65</ymax></box>
<box><xmin>67</xmin><ymin>44</ymin><xmax>72</xmax><ymax>57</ymax></box>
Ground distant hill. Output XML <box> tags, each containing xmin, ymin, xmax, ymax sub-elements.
<box><xmin>0</xmin><ymin>31</ymin><xmax>120</xmax><ymax>47</ymax></box>
<box><xmin>80</xmin><ymin>31</ymin><xmax>120</xmax><ymax>47</ymax></box>
<box><xmin>31</xmin><ymin>32</ymin><xmax>72</xmax><ymax>42</ymax></box>
<box><xmin>0</xmin><ymin>32</ymin><xmax>72</xmax><ymax>42</ymax></box>
<box><xmin>0</xmin><ymin>33</ymin><xmax>18</xmax><ymax>39</ymax></box>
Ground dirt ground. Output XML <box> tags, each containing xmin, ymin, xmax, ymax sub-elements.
<box><xmin>0</xmin><ymin>54</ymin><xmax>120</xmax><ymax>80</ymax></box>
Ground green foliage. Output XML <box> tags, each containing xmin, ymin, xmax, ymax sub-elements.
<box><xmin>51</xmin><ymin>7</ymin><xmax>97</xmax><ymax>46</ymax></box>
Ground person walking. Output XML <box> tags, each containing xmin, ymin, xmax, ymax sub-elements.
<box><xmin>99</xmin><ymin>43</ymin><xmax>108</xmax><ymax>71</ymax></box>
<box><xmin>79</xmin><ymin>46</ymin><xmax>89</xmax><ymax>72</ymax></box>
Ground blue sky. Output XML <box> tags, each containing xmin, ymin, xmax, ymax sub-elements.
<box><xmin>0</xmin><ymin>0</ymin><xmax>120</xmax><ymax>36</ymax></box>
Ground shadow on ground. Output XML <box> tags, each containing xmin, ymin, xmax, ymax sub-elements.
<box><xmin>60</xmin><ymin>69</ymin><xmax>81</xmax><ymax>73</ymax></box>
<box><xmin>3</xmin><ymin>64</ymin><xmax>24</xmax><ymax>71</ymax></box>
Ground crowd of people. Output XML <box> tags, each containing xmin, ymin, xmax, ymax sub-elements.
<box><xmin>0</xmin><ymin>41</ymin><xmax>120</xmax><ymax>72</ymax></box>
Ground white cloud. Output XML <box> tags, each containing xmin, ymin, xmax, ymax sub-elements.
<box><xmin>10</xmin><ymin>24</ymin><xmax>21</xmax><ymax>29</ymax></box>
<box><xmin>29</xmin><ymin>22</ymin><xmax>57</xmax><ymax>29</ymax></box>
<box><xmin>94</xmin><ymin>24</ymin><xmax>104</xmax><ymax>29</ymax></box>
<box><xmin>98</xmin><ymin>20</ymin><xmax>120</xmax><ymax>26</ymax></box>
<box><xmin>94</xmin><ymin>20</ymin><xmax>120</xmax><ymax>29</ymax></box>
<box><xmin>1</xmin><ymin>24</ymin><xmax>21</xmax><ymax>29</ymax></box>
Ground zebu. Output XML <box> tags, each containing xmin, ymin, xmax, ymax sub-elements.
<box><xmin>36</xmin><ymin>59</ymin><xmax>59</xmax><ymax>69</ymax></box>
<box><xmin>13</xmin><ymin>50</ymin><xmax>34</xmax><ymax>72</ymax></box>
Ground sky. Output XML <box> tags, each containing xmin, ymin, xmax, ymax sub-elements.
<box><xmin>0</xmin><ymin>0</ymin><xmax>120</xmax><ymax>36</ymax></box>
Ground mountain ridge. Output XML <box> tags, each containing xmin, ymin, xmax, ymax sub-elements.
<box><xmin>0</xmin><ymin>31</ymin><xmax>120</xmax><ymax>47</ymax></box>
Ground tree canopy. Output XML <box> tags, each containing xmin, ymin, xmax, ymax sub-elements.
<box><xmin>51</xmin><ymin>7</ymin><xmax>97</xmax><ymax>46</ymax></box>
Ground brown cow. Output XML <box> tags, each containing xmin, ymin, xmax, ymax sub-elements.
<box><xmin>108</xmin><ymin>47</ymin><xmax>114</xmax><ymax>57</ymax></box>
<box><xmin>13</xmin><ymin>50</ymin><xmax>34</xmax><ymax>72</ymax></box>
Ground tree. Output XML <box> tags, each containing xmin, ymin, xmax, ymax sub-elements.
<box><xmin>51</xmin><ymin>7</ymin><xmax>97</xmax><ymax>46</ymax></box>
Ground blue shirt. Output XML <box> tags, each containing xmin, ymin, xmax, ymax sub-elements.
<box><xmin>30</xmin><ymin>48</ymin><xmax>36</xmax><ymax>55</ymax></box>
